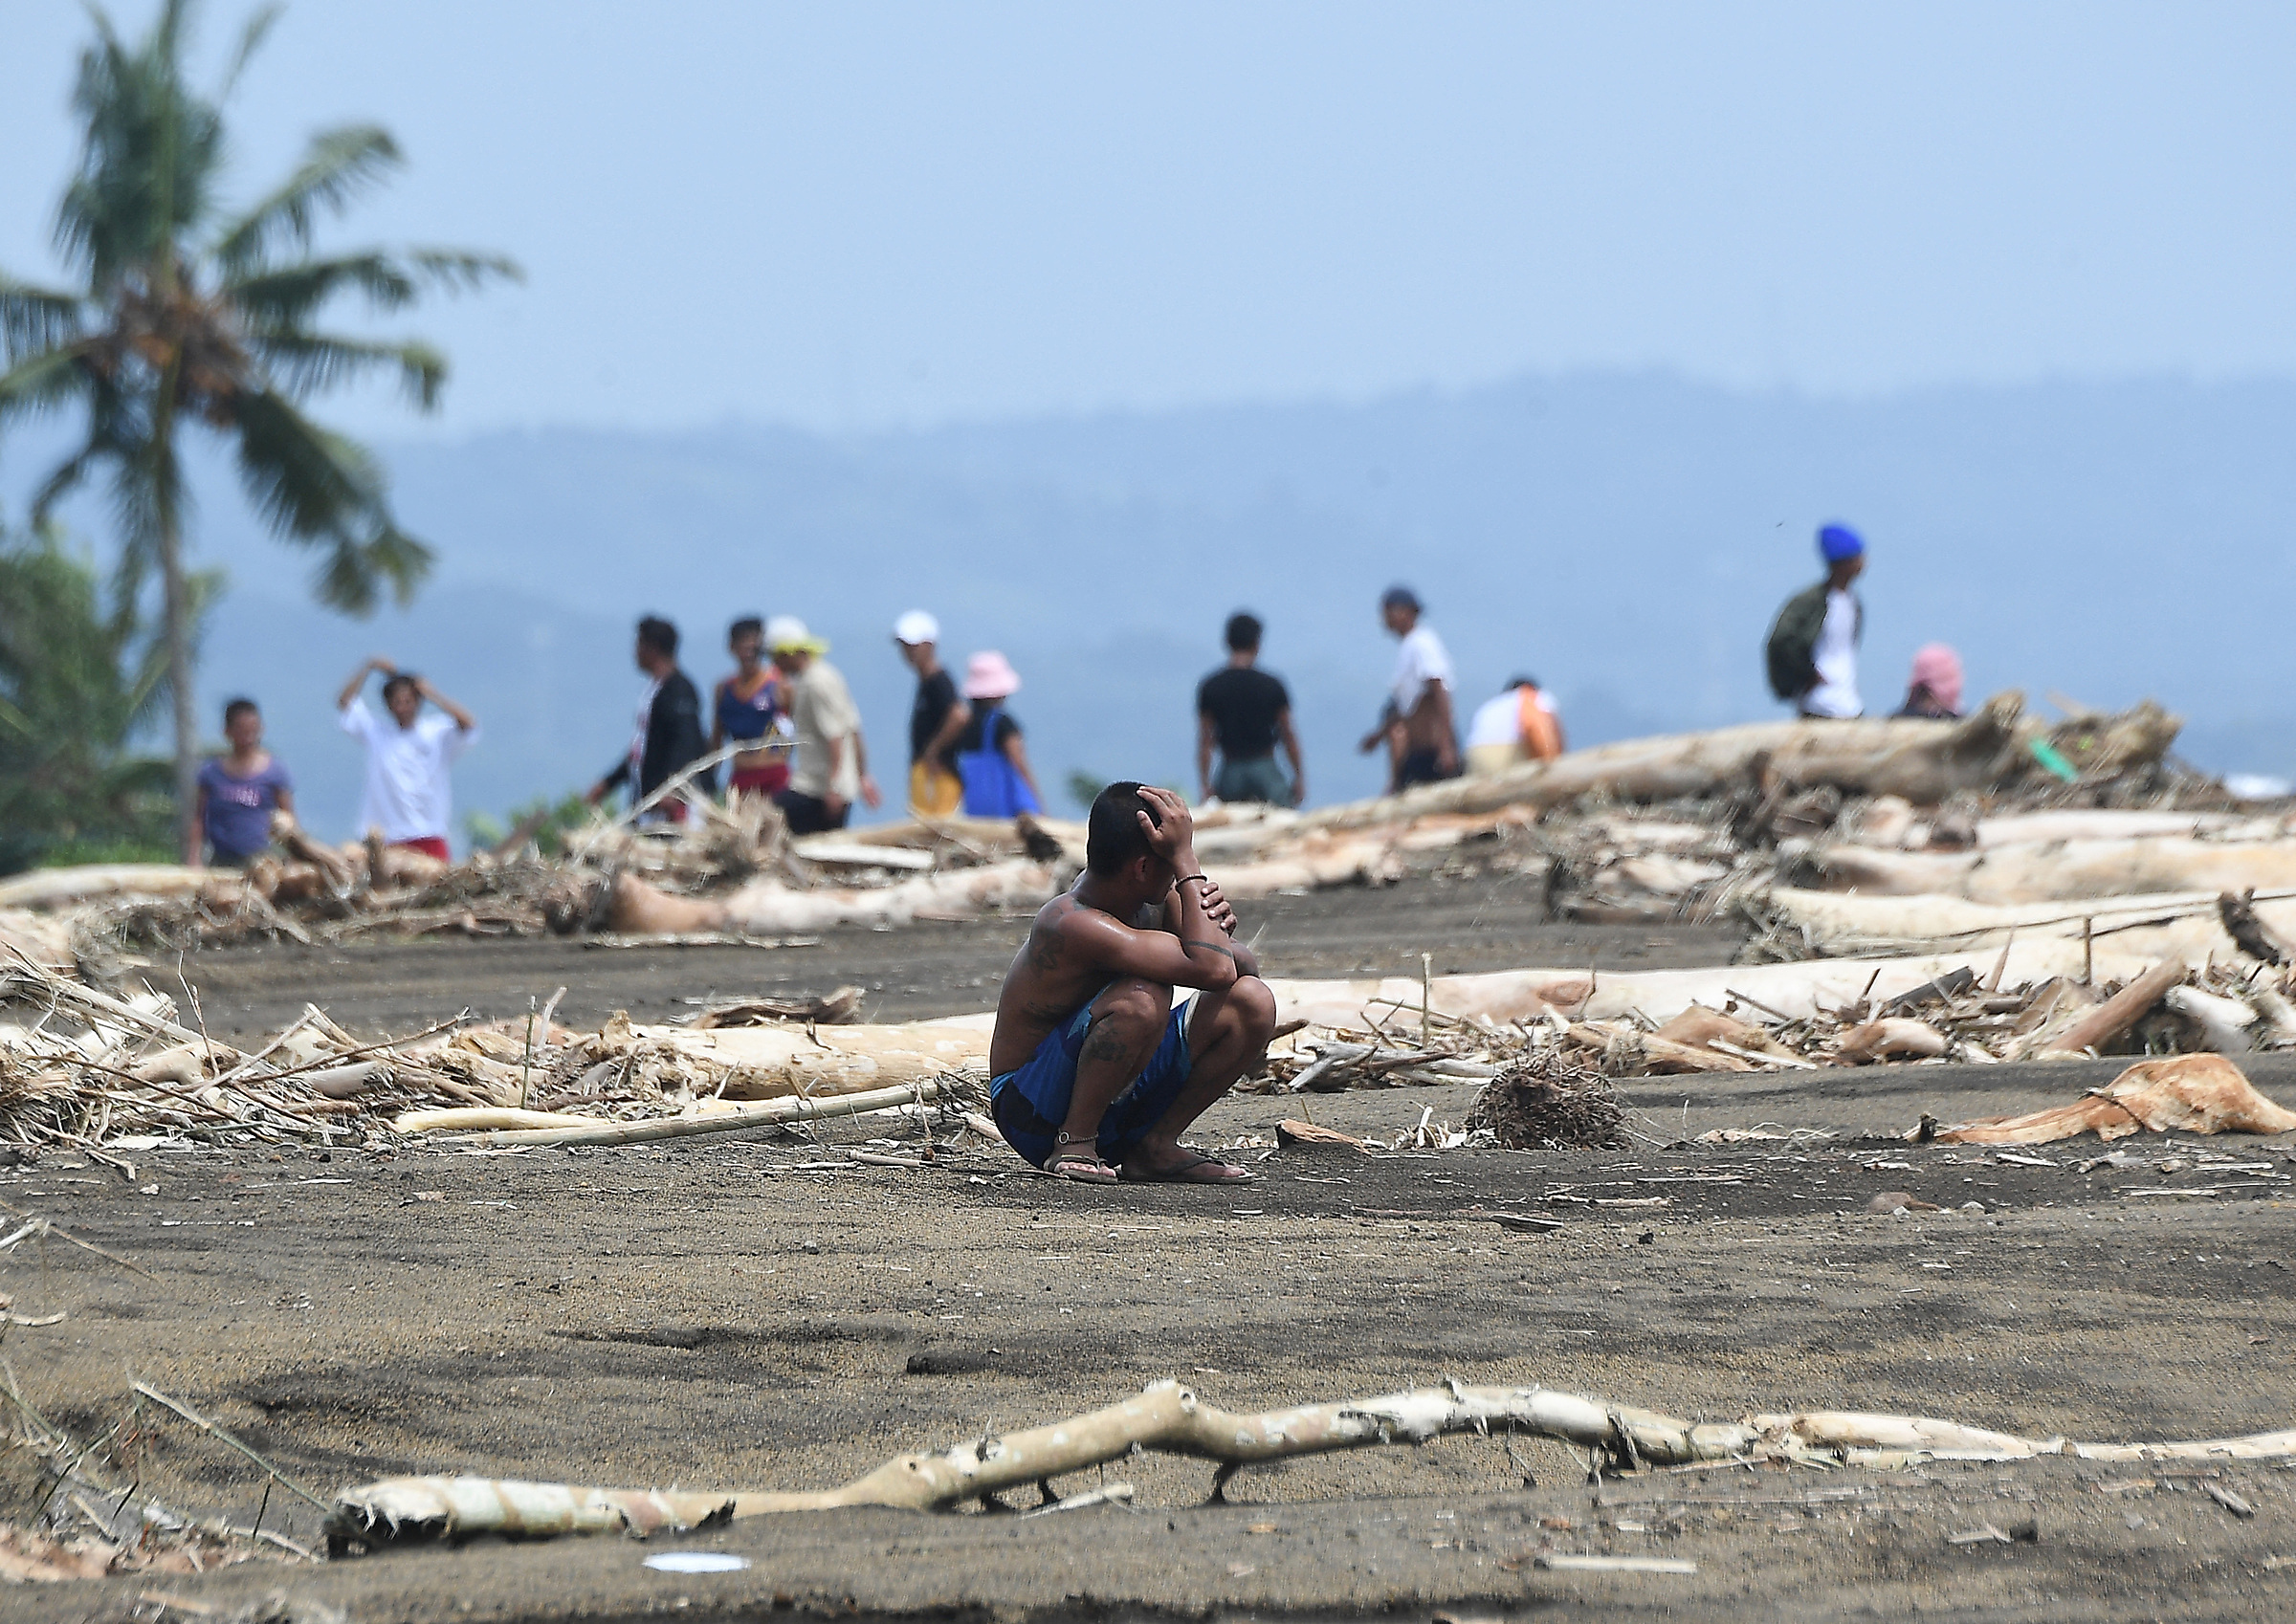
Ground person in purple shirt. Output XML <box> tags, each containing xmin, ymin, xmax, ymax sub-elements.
<box><xmin>190</xmin><ymin>698</ymin><xmax>295</xmax><ymax>867</ymax></box>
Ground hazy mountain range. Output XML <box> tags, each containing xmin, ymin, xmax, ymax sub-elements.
<box><xmin>11</xmin><ymin>370</ymin><xmax>2294</xmax><ymax>847</ymax></box>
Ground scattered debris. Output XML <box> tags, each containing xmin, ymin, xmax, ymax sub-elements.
<box><xmin>1465</xmin><ymin>1051</ymin><xmax>1628</xmax><ymax>1150</ymax></box>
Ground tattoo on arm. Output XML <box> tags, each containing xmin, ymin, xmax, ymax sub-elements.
<box><xmin>1027</xmin><ymin>930</ymin><xmax>1064</xmax><ymax>973</ymax></box>
<box><xmin>1183</xmin><ymin>936</ymin><xmax>1239</xmax><ymax>962</ymax></box>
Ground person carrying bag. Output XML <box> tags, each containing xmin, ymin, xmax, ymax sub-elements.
<box><xmin>955</xmin><ymin>651</ymin><xmax>1045</xmax><ymax>817</ymax></box>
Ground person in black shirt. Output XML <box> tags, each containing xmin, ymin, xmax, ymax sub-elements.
<box><xmin>1196</xmin><ymin>612</ymin><xmax>1305</xmax><ymax>806</ymax></box>
<box><xmin>894</xmin><ymin>610</ymin><xmax>968</xmax><ymax>817</ymax></box>
<box><xmin>585</xmin><ymin>615</ymin><xmax>714</xmax><ymax>822</ymax></box>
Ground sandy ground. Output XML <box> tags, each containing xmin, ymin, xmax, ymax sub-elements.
<box><xmin>15</xmin><ymin>880</ymin><xmax>2296</xmax><ymax>1621</ymax></box>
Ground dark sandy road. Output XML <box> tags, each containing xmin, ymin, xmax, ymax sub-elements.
<box><xmin>13</xmin><ymin>1047</ymin><xmax>2296</xmax><ymax>1622</ymax></box>
<box><xmin>166</xmin><ymin>873</ymin><xmax>1745</xmax><ymax>1041</ymax></box>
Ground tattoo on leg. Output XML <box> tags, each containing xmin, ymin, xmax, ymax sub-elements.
<box><xmin>1080</xmin><ymin>1017</ymin><xmax>1135</xmax><ymax>1064</ymax></box>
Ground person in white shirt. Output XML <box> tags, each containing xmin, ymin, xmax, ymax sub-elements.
<box><xmin>1357</xmin><ymin>584</ymin><xmax>1460</xmax><ymax>791</ymax></box>
<box><xmin>335</xmin><ymin>656</ymin><xmax>479</xmax><ymax>861</ymax></box>
<box><xmin>1465</xmin><ymin>676</ymin><xmax>1566</xmax><ymax>775</ymax></box>
<box><xmin>767</xmin><ymin>616</ymin><xmax>881</xmax><ymax>834</ymax></box>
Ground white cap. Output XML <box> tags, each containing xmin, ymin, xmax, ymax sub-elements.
<box><xmin>765</xmin><ymin>614</ymin><xmax>827</xmax><ymax>654</ymax></box>
<box><xmin>893</xmin><ymin>609</ymin><xmax>939</xmax><ymax>647</ymax></box>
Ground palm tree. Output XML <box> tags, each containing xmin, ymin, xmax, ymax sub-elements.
<box><xmin>0</xmin><ymin>0</ymin><xmax>517</xmax><ymax>853</ymax></box>
<box><xmin>0</xmin><ymin>511</ymin><xmax>211</xmax><ymax>872</ymax></box>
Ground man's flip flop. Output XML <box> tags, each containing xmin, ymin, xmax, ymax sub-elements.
<box><xmin>1119</xmin><ymin>1153</ymin><xmax>1253</xmax><ymax>1185</ymax></box>
<box><xmin>1045</xmin><ymin>1151</ymin><xmax>1119</xmax><ymax>1184</ymax></box>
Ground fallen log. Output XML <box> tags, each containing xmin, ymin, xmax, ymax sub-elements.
<box><xmin>1758</xmin><ymin>886</ymin><xmax>2296</xmax><ymax>967</ymax></box>
<box><xmin>546</xmin><ymin>1015</ymin><xmax>989</xmax><ymax>1101</ymax></box>
<box><xmin>1798</xmin><ymin>836</ymin><xmax>2296</xmax><ymax>906</ymax></box>
<box><xmin>1263</xmin><ymin>935</ymin><xmax>2106</xmax><ymax>1031</ymax></box>
<box><xmin>331</xmin><ymin>1373</ymin><xmax>2296</xmax><ymax>1546</ymax></box>
<box><xmin>0</xmin><ymin>865</ymin><xmax>232</xmax><ymax>911</ymax></box>
<box><xmin>406</xmin><ymin>1079</ymin><xmax>944</xmax><ymax>1149</ymax></box>
<box><xmin>1302</xmin><ymin>693</ymin><xmax>2042</xmax><ymax>830</ymax></box>
<box><xmin>608</xmin><ymin>860</ymin><xmax>1065</xmax><ymax>935</ymax></box>
<box><xmin>1923</xmin><ymin>1053</ymin><xmax>2296</xmax><ymax>1144</ymax></box>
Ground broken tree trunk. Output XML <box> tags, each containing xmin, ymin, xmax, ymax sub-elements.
<box><xmin>332</xmin><ymin>1374</ymin><xmax>2296</xmax><ymax>1546</ymax></box>
<box><xmin>2033</xmin><ymin>958</ymin><xmax>2186</xmax><ymax>1058</ymax></box>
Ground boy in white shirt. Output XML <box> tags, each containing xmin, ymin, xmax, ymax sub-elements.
<box><xmin>336</xmin><ymin>656</ymin><xmax>479</xmax><ymax>861</ymax></box>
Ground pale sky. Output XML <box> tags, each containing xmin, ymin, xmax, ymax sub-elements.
<box><xmin>2</xmin><ymin>1</ymin><xmax>2293</xmax><ymax>435</ymax></box>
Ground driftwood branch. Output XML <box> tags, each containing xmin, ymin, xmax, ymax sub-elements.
<box><xmin>394</xmin><ymin>1079</ymin><xmax>944</xmax><ymax>1148</ymax></box>
<box><xmin>333</xmin><ymin>1376</ymin><xmax>2296</xmax><ymax>1546</ymax></box>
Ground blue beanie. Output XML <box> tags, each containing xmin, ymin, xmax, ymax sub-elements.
<box><xmin>1818</xmin><ymin>523</ymin><xmax>1865</xmax><ymax>563</ymax></box>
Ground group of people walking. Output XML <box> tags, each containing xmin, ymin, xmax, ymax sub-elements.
<box><xmin>580</xmin><ymin>610</ymin><xmax>1049</xmax><ymax>838</ymax></box>
<box><xmin>183</xmin><ymin>524</ymin><xmax>1967</xmax><ymax>867</ymax></box>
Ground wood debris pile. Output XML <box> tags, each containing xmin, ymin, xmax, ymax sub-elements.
<box><xmin>0</xmin><ymin>689</ymin><xmax>2220</xmax><ymax>967</ymax></box>
<box><xmin>0</xmin><ymin>951</ymin><xmax>984</xmax><ymax>1161</ymax></box>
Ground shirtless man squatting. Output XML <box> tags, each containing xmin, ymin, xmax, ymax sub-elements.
<box><xmin>988</xmin><ymin>783</ymin><xmax>1276</xmax><ymax>1184</ymax></box>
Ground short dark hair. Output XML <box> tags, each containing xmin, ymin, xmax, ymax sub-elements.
<box><xmin>637</xmin><ymin>615</ymin><xmax>678</xmax><ymax>658</ymax></box>
<box><xmin>222</xmin><ymin>697</ymin><xmax>259</xmax><ymax>727</ymax></box>
<box><xmin>1224</xmin><ymin>611</ymin><xmax>1262</xmax><ymax>653</ymax></box>
<box><xmin>1503</xmin><ymin>674</ymin><xmax>1539</xmax><ymax>692</ymax></box>
<box><xmin>1086</xmin><ymin>780</ymin><xmax>1159</xmax><ymax>876</ymax></box>
<box><xmin>381</xmin><ymin>671</ymin><xmax>419</xmax><ymax>704</ymax></box>
<box><xmin>729</xmin><ymin>616</ymin><xmax>762</xmax><ymax>642</ymax></box>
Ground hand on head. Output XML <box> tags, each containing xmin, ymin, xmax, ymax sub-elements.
<box><xmin>1132</xmin><ymin>785</ymin><xmax>1195</xmax><ymax>863</ymax></box>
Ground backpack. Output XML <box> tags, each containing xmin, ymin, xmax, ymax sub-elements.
<box><xmin>1764</xmin><ymin>582</ymin><xmax>1831</xmax><ymax>702</ymax></box>
<box><xmin>957</xmin><ymin>705</ymin><xmax>1042</xmax><ymax>818</ymax></box>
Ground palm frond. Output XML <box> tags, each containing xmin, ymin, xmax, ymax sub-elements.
<box><xmin>0</xmin><ymin>275</ymin><xmax>86</xmax><ymax>364</ymax></box>
<box><xmin>408</xmin><ymin>248</ymin><xmax>522</xmax><ymax>290</ymax></box>
<box><xmin>224</xmin><ymin>251</ymin><xmax>416</xmax><ymax>322</ymax></box>
<box><xmin>315</xmin><ymin>521</ymin><xmax>432</xmax><ymax>615</ymax></box>
<box><xmin>103</xmin><ymin>421</ymin><xmax>189</xmax><ymax>610</ymax></box>
<box><xmin>57</xmin><ymin>0</ymin><xmax>225</xmax><ymax>284</ymax></box>
<box><xmin>229</xmin><ymin>387</ymin><xmax>431</xmax><ymax>612</ymax></box>
<box><xmin>229</xmin><ymin>386</ymin><xmax>380</xmax><ymax>538</ymax></box>
<box><xmin>225</xmin><ymin>247</ymin><xmax>518</xmax><ymax>325</ymax></box>
<box><xmin>248</xmin><ymin>330</ymin><xmax>446</xmax><ymax>408</ymax></box>
<box><xmin>215</xmin><ymin>3</ymin><xmax>282</xmax><ymax>100</ymax></box>
<box><xmin>211</xmin><ymin>124</ymin><xmax>401</xmax><ymax>274</ymax></box>
<box><xmin>0</xmin><ymin>345</ymin><xmax>96</xmax><ymax>435</ymax></box>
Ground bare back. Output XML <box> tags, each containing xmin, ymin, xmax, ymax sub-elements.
<box><xmin>989</xmin><ymin>886</ymin><xmax>1172</xmax><ymax>1074</ymax></box>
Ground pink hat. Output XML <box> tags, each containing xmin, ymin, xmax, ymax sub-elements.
<box><xmin>1910</xmin><ymin>644</ymin><xmax>1964</xmax><ymax>713</ymax></box>
<box><xmin>962</xmin><ymin>650</ymin><xmax>1022</xmax><ymax>700</ymax></box>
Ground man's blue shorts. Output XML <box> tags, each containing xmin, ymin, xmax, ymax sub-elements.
<box><xmin>989</xmin><ymin>996</ymin><xmax>1197</xmax><ymax>1169</ymax></box>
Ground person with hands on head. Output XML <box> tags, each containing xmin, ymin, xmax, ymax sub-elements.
<box><xmin>987</xmin><ymin>782</ymin><xmax>1275</xmax><ymax>1185</ymax></box>
<box><xmin>336</xmin><ymin>655</ymin><xmax>478</xmax><ymax>862</ymax></box>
